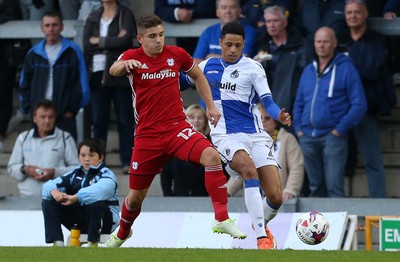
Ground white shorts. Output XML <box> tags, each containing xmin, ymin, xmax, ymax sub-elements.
<box><xmin>212</xmin><ymin>132</ymin><xmax>278</xmax><ymax>178</ymax></box>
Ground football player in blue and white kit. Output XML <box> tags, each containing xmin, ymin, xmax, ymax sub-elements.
<box><xmin>182</xmin><ymin>21</ymin><xmax>291</xmax><ymax>250</ymax></box>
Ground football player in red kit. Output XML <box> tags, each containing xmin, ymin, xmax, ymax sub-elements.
<box><xmin>104</xmin><ymin>14</ymin><xmax>246</xmax><ymax>248</ymax></box>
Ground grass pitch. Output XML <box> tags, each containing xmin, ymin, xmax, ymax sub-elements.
<box><xmin>0</xmin><ymin>247</ymin><xmax>398</xmax><ymax>262</ymax></box>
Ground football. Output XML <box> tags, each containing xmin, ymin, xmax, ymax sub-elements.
<box><xmin>295</xmin><ymin>211</ymin><xmax>330</xmax><ymax>245</ymax></box>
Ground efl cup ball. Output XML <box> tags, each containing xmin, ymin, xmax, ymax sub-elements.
<box><xmin>295</xmin><ymin>211</ymin><xmax>330</xmax><ymax>245</ymax></box>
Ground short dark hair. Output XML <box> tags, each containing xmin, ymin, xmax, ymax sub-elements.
<box><xmin>221</xmin><ymin>22</ymin><xmax>245</xmax><ymax>40</ymax></box>
<box><xmin>137</xmin><ymin>14</ymin><xmax>162</xmax><ymax>34</ymax></box>
<box><xmin>33</xmin><ymin>99</ymin><xmax>57</xmax><ymax>115</ymax></box>
<box><xmin>78</xmin><ymin>138</ymin><xmax>106</xmax><ymax>159</ymax></box>
<box><xmin>42</xmin><ymin>10</ymin><xmax>63</xmax><ymax>22</ymax></box>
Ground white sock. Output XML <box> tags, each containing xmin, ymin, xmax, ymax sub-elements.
<box><xmin>262</xmin><ymin>197</ymin><xmax>279</xmax><ymax>225</ymax></box>
<box><xmin>244</xmin><ymin>180</ymin><xmax>266</xmax><ymax>238</ymax></box>
<box><xmin>54</xmin><ymin>240</ymin><xmax>64</xmax><ymax>246</ymax></box>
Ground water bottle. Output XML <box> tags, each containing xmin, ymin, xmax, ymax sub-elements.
<box><xmin>70</xmin><ymin>224</ymin><xmax>81</xmax><ymax>247</ymax></box>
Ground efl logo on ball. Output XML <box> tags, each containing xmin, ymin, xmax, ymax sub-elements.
<box><xmin>295</xmin><ymin>211</ymin><xmax>330</xmax><ymax>245</ymax></box>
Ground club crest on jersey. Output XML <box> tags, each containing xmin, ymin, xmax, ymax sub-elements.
<box><xmin>230</xmin><ymin>69</ymin><xmax>239</xmax><ymax>78</ymax></box>
<box><xmin>132</xmin><ymin>161</ymin><xmax>138</xmax><ymax>170</ymax></box>
<box><xmin>167</xmin><ymin>58</ymin><xmax>174</xmax><ymax>66</ymax></box>
<box><xmin>226</xmin><ymin>148</ymin><xmax>231</xmax><ymax>156</ymax></box>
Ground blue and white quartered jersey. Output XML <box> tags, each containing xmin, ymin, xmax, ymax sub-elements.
<box><xmin>193</xmin><ymin>55</ymin><xmax>273</xmax><ymax>135</ymax></box>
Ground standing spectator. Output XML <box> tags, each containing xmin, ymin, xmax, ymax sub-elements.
<box><xmin>0</xmin><ymin>0</ymin><xmax>24</xmax><ymax>153</ymax></box>
<box><xmin>160</xmin><ymin>104</ymin><xmax>210</xmax><ymax>197</ymax></box>
<box><xmin>42</xmin><ymin>138</ymin><xmax>119</xmax><ymax>247</ymax></box>
<box><xmin>339</xmin><ymin>0</ymin><xmax>397</xmax><ymax>197</ymax></box>
<box><xmin>255</xmin><ymin>5</ymin><xmax>312</xmax><ymax>118</ymax></box>
<box><xmin>83</xmin><ymin>0</ymin><xmax>135</xmax><ymax>173</ymax></box>
<box><xmin>298</xmin><ymin>0</ymin><xmax>347</xmax><ymax>49</ymax></box>
<box><xmin>7</xmin><ymin>100</ymin><xmax>79</xmax><ymax>197</ymax></box>
<box><xmin>154</xmin><ymin>0</ymin><xmax>216</xmax><ymax>55</ymax></box>
<box><xmin>293</xmin><ymin>27</ymin><xmax>367</xmax><ymax>197</ymax></box>
<box><xmin>193</xmin><ymin>0</ymin><xmax>257</xmax><ymax>64</ymax></box>
<box><xmin>58</xmin><ymin>0</ymin><xmax>129</xmax><ymax>21</ymax></box>
<box><xmin>19</xmin><ymin>10</ymin><xmax>90</xmax><ymax>141</ymax></box>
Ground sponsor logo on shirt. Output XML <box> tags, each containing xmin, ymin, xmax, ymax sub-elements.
<box><xmin>210</xmin><ymin>81</ymin><xmax>236</xmax><ymax>91</ymax></box>
<box><xmin>206</xmin><ymin>70</ymin><xmax>219</xmax><ymax>74</ymax></box>
<box><xmin>141</xmin><ymin>69</ymin><xmax>176</xmax><ymax>80</ymax></box>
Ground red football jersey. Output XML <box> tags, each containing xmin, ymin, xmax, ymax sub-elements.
<box><xmin>120</xmin><ymin>45</ymin><xmax>195</xmax><ymax>135</ymax></box>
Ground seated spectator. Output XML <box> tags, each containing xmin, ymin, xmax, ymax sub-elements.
<box><xmin>154</xmin><ymin>0</ymin><xmax>217</xmax><ymax>55</ymax></box>
<box><xmin>41</xmin><ymin>137</ymin><xmax>119</xmax><ymax>247</ymax></box>
<box><xmin>242</xmin><ymin>0</ymin><xmax>298</xmax><ymax>28</ymax></box>
<box><xmin>7</xmin><ymin>100</ymin><xmax>79</xmax><ymax>197</ymax></box>
<box><xmin>19</xmin><ymin>10</ymin><xmax>90</xmax><ymax>142</ymax></box>
<box><xmin>193</xmin><ymin>0</ymin><xmax>257</xmax><ymax>64</ymax></box>
<box><xmin>383</xmin><ymin>0</ymin><xmax>400</xmax><ymax>20</ymax></box>
<box><xmin>160</xmin><ymin>104</ymin><xmax>209</xmax><ymax>196</ymax></box>
<box><xmin>293</xmin><ymin>27</ymin><xmax>367</xmax><ymax>197</ymax></box>
<box><xmin>227</xmin><ymin>104</ymin><xmax>304</xmax><ymax>201</ymax></box>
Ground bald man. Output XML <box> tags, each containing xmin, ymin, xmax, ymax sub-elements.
<box><xmin>293</xmin><ymin>27</ymin><xmax>367</xmax><ymax>197</ymax></box>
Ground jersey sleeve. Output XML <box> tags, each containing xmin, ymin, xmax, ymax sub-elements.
<box><xmin>118</xmin><ymin>49</ymin><xmax>135</xmax><ymax>61</ymax></box>
<box><xmin>177</xmin><ymin>47</ymin><xmax>195</xmax><ymax>73</ymax></box>
<box><xmin>250</xmin><ymin>60</ymin><xmax>272</xmax><ymax>97</ymax></box>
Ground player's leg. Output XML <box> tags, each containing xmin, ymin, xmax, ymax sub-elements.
<box><xmin>229</xmin><ymin>150</ymin><xmax>267</xmax><ymax>241</ymax></box>
<box><xmin>258</xmin><ymin>165</ymin><xmax>282</xmax><ymax>223</ymax></box>
<box><xmin>105</xmin><ymin>178</ymin><xmax>154</xmax><ymax>248</ymax></box>
<box><xmin>105</xmin><ymin>136</ymin><xmax>165</xmax><ymax>247</ymax></box>
<box><xmin>195</xmin><ymin>146</ymin><xmax>246</xmax><ymax>239</ymax></box>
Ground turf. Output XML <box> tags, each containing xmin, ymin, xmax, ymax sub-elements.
<box><xmin>0</xmin><ymin>247</ymin><xmax>398</xmax><ymax>262</ymax></box>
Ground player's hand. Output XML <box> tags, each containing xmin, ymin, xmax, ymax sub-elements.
<box><xmin>278</xmin><ymin>108</ymin><xmax>291</xmax><ymax>126</ymax></box>
<box><xmin>207</xmin><ymin>107</ymin><xmax>221</xmax><ymax>128</ymax></box>
<box><xmin>123</xmin><ymin>59</ymin><xmax>142</xmax><ymax>72</ymax></box>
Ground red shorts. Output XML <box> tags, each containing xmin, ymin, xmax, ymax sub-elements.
<box><xmin>129</xmin><ymin>120</ymin><xmax>213</xmax><ymax>190</ymax></box>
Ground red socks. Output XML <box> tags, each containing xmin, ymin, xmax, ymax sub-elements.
<box><xmin>117</xmin><ymin>197</ymin><xmax>141</xmax><ymax>240</ymax></box>
<box><xmin>204</xmin><ymin>164</ymin><xmax>229</xmax><ymax>221</ymax></box>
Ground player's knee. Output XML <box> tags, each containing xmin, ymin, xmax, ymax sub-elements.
<box><xmin>267</xmin><ymin>193</ymin><xmax>283</xmax><ymax>208</ymax></box>
<box><xmin>126</xmin><ymin>190</ymin><xmax>144</xmax><ymax>210</ymax></box>
<box><xmin>200</xmin><ymin>147</ymin><xmax>221</xmax><ymax>166</ymax></box>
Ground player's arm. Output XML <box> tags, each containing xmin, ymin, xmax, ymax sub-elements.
<box><xmin>109</xmin><ymin>59</ymin><xmax>142</xmax><ymax>77</ymax></box>
<box><xmin>187</xmin><ymin>65</ymin><xmax>221</xmax><ymax>127</ymax></box>
<box><xmin>261</xmin><ymin>95</ymin><xmax>291</xmax><ymax>126</ymax></box>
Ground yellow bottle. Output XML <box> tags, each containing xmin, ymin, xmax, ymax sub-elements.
<box><xmin>70</xmin><ymin>224</ymin><xmax>81</xmax><ymax>247</ymax></box>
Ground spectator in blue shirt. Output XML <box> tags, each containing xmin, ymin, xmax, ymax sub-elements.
<box><xmin>193</xmin><ymin>0</ymin><xmax>257</xmax><ymax>64</ymax></box>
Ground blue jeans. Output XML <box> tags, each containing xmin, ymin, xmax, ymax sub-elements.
<box><xmin>299</xmin><ymin>132</ymin><xmax>348</xmax><ymax>197</ymax></box>
<box><xmin>90</xmin><ymin>72</ymin><xmax>134</xmax><ymax>167</ymax></box>
<box><xmin>353</xmin><ymin>113</ymin><xmax>386</xmax><ymax>197</ymax></box>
